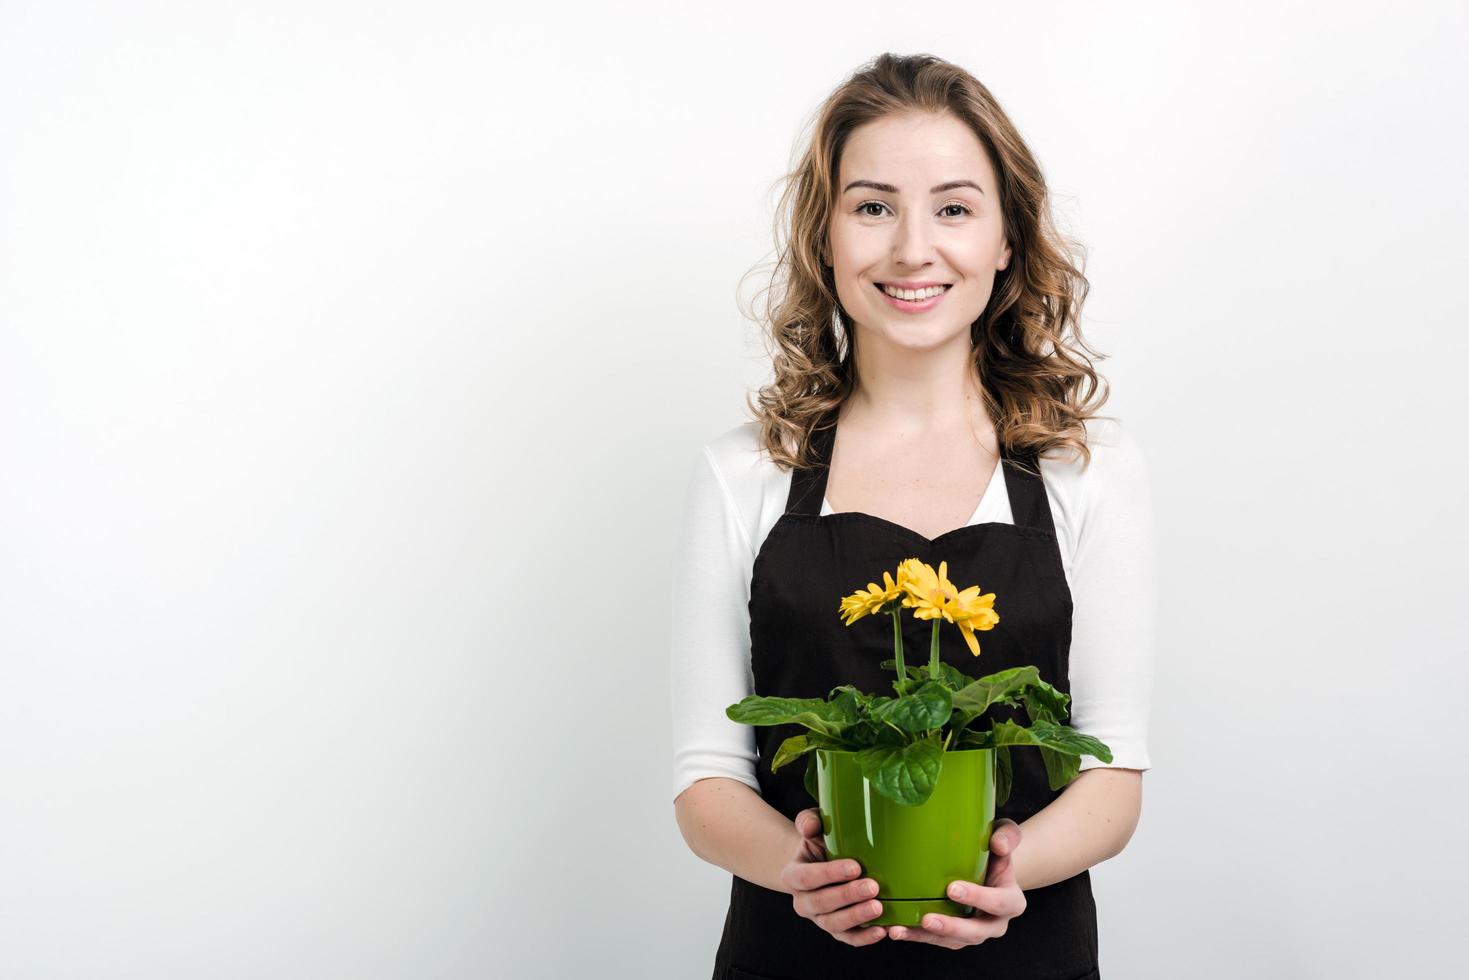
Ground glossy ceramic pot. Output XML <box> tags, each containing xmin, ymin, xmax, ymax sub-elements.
<box><xmin>815</xmin><ymin>747</ymin><xmax>996</xmax><ymax>927</ymax></box>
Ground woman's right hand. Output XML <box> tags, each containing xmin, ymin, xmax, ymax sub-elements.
<box><xmin>779</xmin><ymin>807</ymin><xmax>888</xmax><ymax>946</ymax></box>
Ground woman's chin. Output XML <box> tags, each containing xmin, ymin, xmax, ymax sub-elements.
<box><xmin>860</xmin><ymin>323</ymin><xmax>972</xmax><ymax>352</ymax></box>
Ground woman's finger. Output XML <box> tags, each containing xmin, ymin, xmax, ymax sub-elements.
<box><xmin>794</xmin><ymin>875</ymin><xmax>882</xmax><ymax>918</ymax></box>
<box><xmin>887</xmin><ymin>899</ymin><xmax>1016</xmax><ymax>946</ymax></box>
<box><xmin>888</xmin><ymin>921</ymin><xmax>962</xmax><ymax>947</ymax></box>
<box><xmin>834</xmin><ymin>924</ymin><xmax>888</xmax><ymax>947</ymax></box>
<box><xmin>783</xmin><ymin>853</ymin><xmax>857</xmax><ymax>892</ymax></box>
<box><xmin>990</xmin><ymin>819</ymin><xmax>1021</xmax><ymax>855</ymax></box>
<box><xmin>889</xmin><ymin>909</ymin><xmax>1006</xmax><ymax>948</ymax></box>
<box><xmin>814</xmin><ymin>896</ymin><xmax>886</xmax><ymax>936</ymax></box>
<box><xmin>794</xmin><ymin>810</ymin><xmax>828</xmax><ymax>863</ymax></box>
<box><xmin>949</xmin><ymin>878</ymin><xmax>1026</xmax><ymax>919</ymax></box>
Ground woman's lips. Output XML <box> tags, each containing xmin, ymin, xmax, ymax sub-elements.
<box><xmin>874</xmin><ymin>282</ymin><xmax>952</xmax><ymax>313</ymax></box>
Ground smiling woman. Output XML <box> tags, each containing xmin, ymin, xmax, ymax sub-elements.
<box><xmin>671</xmin><ymin>51</ymin><xmax>1155</xmax><ymax>980</ymax></box>
<box><xmin>738</xmin><ymin>54</ymin><xmax>1108</xmax><ymax>476</ymax></box>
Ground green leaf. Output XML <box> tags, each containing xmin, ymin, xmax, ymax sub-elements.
<box><xmin>950</xmin><ymin>666</ymin><xmax>1037</xmax><ymax>723</ymax></box>
<box><xmin>725</xmin><ymin>695</ymin><xmax>858</xmax><ymax>737</ymax></box>
<box><xmin>876</xmin><ymin>661</ymin><xmax>921</xmax><ymax>697</ymax></box>
<box><xmin>1038</xmin><ymin>745</ymin><xmax>1081</xmax><ymax>791</ymax></box>
<box><xmin>803</xmin><ymin>753</ymin><xmax>819</xmax><ymax>802</ymax></box>
<box><xmin>952</xmin><ymin>728</ymin><xmax>987</xmax><ymax>749</ymax></box>
<box><xmin>1019</xmin><ymin>678</ymin><xmax>1072</xmax><ymax>725</ymax></box>
<box><xmin>828</xmin><ymin>686</ymin><xmax>867</xmax><ymax>720</ymax></box>
<box><xmin>880</xmin><ymin>660</ymin><xmax>979</xmax><ymax>694</ymax></box>
<box><xmin>950</xmin><ymin>667</ymin><xmax>1076</xmax><ymax>732</ymax></box>
<box><xmin>975</xmin><ymin>719</ymin><xmax>1113</xmax><ymax>766</ymax></box>
<box><xmin>846</xmin><ymin>718</ymin><xmax>898</xmax><ymax>751</ymax></box>
<box><xmin>828</xmin><ymin>684</ymin><xmax>872</xmax><ymax>707</ymax></box>
<box><xmin>922</xmin><ymin>661</ymin><xmax>979</xmax><ymax>691</ymax></box>
<box><xmin>870</xmin><ymin>681</ymin><xmax>952</xmax><ymax>734</ymax></box>
<box><xmin>856</xmin><ymin>735</ymin><xmax>944</xmax><ymax>806</ymax></box>
<box><xmin>771</xmin><ymin>734</ymin><xmax>812</xmax><ymax>773</ymax></box>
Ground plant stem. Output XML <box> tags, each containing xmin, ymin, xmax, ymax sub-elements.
<box><xmin>929</xmin><ymin>619</ymin><xmax>940</xmax><ymax>675</ymax></box>
<box><xmin>891</xmin><ymin>612</ymin><xmax>907</xmax><ymax>692</ymax></box>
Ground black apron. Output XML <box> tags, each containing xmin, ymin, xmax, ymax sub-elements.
<box><xmin>711</xmin><ymin>415</ymin><xmax>1101</xmax><ymax>980</ymax></box>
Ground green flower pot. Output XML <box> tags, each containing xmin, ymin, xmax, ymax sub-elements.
<box><xmin>815</xmin><ymin>747</ymin><xmax>996</xmax><ymax>927</ymax></box>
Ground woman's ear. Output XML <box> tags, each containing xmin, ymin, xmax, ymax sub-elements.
<box><xmin>998</xmin><ymin>241</ymin><xmax>1012</xmax><ymax>272</ymax></box>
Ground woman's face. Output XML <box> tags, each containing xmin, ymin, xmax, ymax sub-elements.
<box><xmin>826</xmin><ymin>111</ymin><xmax>1011</xmax><ymax>354</ymax></box>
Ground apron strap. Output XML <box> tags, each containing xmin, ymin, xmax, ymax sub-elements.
<box><xmin>784</xmin><ymin>416</ymin><xmax>836</xmax><ymax>516</ymax></box>
<box><xmin>1002</xmin><ymin>447</ymin><xmax>1058</xmax><ymax>536</ymax></box>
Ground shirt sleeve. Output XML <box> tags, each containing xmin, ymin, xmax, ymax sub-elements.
<box><xmin>1067</xmin><ymin>427</ymin><xmax>1158</xmax><ymax>773</ymax></box>
<box><xmin>670</xmin><ymin>445</ymin><xmax>762</xmax><ymax>802</ymax></box>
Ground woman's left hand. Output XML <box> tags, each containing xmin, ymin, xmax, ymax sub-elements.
<box><xmin>888</xmin><ymin>817</ymin><xmax>1026</xmax><ymax>949</ymax></box>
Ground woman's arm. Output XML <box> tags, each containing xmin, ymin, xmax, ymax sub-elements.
<box><xmin>669</xmin><ymin>443</ymin><xmax>764</xmax><ymax>801</ymax></box>
<box><xmin>1011</xmin><ymin>768</ymin><xmax>1143</xmax><ymax>891</ymax></box>
<box><xmin>1063</xmin><ymin>419</ymin><xmax>1159</xmax><ymax>779</ymax></box>
<box><xmin>670</xmin><ymin>440</ymin><xmax>795</xmax><ymax>888</ymax></box>
<box><xmin>674</xmin><ymin>777</ymin><xmax>801</xmax><ymax>893</ymax></box>
<box><xmin>1012</xmin><ymin>421</ymin><xmax>1156</xmax><ymax>890</ymax></box>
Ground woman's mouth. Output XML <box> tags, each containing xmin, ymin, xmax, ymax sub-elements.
<box><xmin>874</xmin><ymin>282</ymin><xmax>952</xmax><ymax>313</ymax></box>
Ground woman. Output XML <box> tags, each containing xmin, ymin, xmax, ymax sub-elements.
<box><xmin>671</xmin><ymin>53</ymin><xmax>1157</xmax><ymax>980</ymax></box>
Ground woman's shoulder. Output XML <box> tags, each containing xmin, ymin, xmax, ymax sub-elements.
<box><xmin>687</xmin><ymin>420</ymin><xmax>790</xmax><ymax>554</ymax></box>
<box><xmin>702</xmin><ymin>420</ymin><xmax>792</xmax><ymax>501</ymax></box>
<box><xmin>702</xmin><ymin>418</ymin><xmax>763</xmax><ymax>461</ymax></box>
<box><xmin>698</xmin><ymin>419</ymin><xmax>779</xmax><ymax>486</ymax></box>
<box><xmin>1037</xmin><ymin>416</ymin><xmax>1149</xmax><ymax>481</ymax></box>
<box><xmin>1035</xmin><ymin>417</ymin><xmax>1152</xmax><ymax>532</ymax></box>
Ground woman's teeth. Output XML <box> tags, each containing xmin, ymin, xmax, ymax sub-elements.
<box><xmin>881</xmin><ymin>284</ymin><xmax>949</xmax><ymax>300</ymax></box>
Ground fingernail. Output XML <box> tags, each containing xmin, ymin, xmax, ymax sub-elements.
<box><xmin>925</xmin><ymin>915</ymin><xmax>943</xmax><ymax>931</ymax></box>
<box><xmin>846</xmin><ymin>863</ymin><xmax>859</xmax><ymax>877</ymax></box>
<box><xmin>949</xmin><ymin>883</ymin><xmax>966</xmax><ymax>899</ymax></box>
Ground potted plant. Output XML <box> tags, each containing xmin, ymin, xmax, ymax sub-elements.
<box><xmin>726</xmin><ymin>557</ymin><xmax>1113</xmax><ymax>926</ymax></box>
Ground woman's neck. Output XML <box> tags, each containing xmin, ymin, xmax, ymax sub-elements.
<box><xmin>844</xmin><ymin>354</ymin><xmax>989</xmax><ymax>436</ymax></box>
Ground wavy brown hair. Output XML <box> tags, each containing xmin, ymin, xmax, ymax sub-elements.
<box><xmin>741</xmin><ymin>52</ymin><xmax>1114</xmax><ymax>476</ymax></box>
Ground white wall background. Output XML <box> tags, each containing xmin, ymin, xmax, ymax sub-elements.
<box><xmin>2</xmin><ymin>1</ymin><xmax>1465</xmax><ymax>977</ymax></box>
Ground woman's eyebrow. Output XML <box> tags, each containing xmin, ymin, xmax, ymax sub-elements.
<box><xmin>842</xmin><ymin>179</ymin><xmax>985</xmax><ymax>195</ymax></box>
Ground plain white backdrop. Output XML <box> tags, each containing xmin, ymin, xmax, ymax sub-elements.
<box><xmin>2</xmin><ymin>1</ymin><xmax>1466</xmax><ymax>977</ymax></box>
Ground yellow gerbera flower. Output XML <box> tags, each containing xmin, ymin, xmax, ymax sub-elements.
<box><xmin>896</xmin><ymin>558</ymin><xmax>956</xmax><ymax>621</ymax></box>
<box><xmin>838</xmin><ymin>570</ymin><xmax>905</xmax><ymax>626</ymax></box>
<box><xmin>898</xmin><ymin>558</ymin><xmax>1000</xmax><ymax>656</ymax></box>
<box><xmin>949</xmin><ymin>586</ymin><xmax>1000</xmax><ymax>656</ymax></box>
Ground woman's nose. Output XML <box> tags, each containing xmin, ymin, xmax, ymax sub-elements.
<box><xmin>890</xmin><ymin>213</ymin><xmax>936</xmax><ymax>267</ymax></box>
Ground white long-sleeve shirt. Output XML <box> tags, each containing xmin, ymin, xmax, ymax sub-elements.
<box><xmin>670</xmin><ymin>416</ymin><xmax>1158</xmax><ymax>803</ymax></box>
